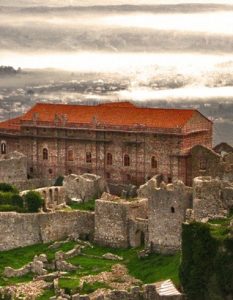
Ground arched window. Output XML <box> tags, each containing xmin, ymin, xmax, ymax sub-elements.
<box><xmin>171</xmin><ymin>206</ymin><xmax>175</xmax><ymax>213</ymax></box>
<box><xmin>67</xmin><ymin>149</ymin><xmax>74</xmax><ymax>161</ymax></box>
<box><xmin>124</xmin><ymin>154</ymin><xmax>130</xmax><ymax>167</ymax></box>
<box><xmin>199</xmin><ymin>158</ymin><xmax>207</xmax><ymax>171</ymax></box>
<box><xmin>1</xmin><ymin>142</ymin><xmax>6</xmax><ymax>154</ymax></box>
<box><xmin>43</xmin><ymin>148</ymin><xmax>48</xmax><ymax>160</ymax></box>
<box><xmin>86</xmin><ymin>152</ymin><xmax>92</xmax><ymax>163</ymax></box>
<box><xmin>151</xmin><ymin>156</ymin><xmax>157</xmax><ymax>168</ymax></box>
<box><xmin>107</xmin><ymin>153</ymin><xmax>113</xmax><ymax>165</ymax></box>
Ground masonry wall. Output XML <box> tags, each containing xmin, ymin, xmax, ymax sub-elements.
<box><xmin>0</xmin><ymin>152</ymin><xmax>27</xmax><ymax>183</ymax></box>
<box><xmin>0</xmin><ymin>211</ymin><xmax>95</xmax><ymax>251</ymax></box>
<box><xmin>148</xmin><ymin>182</ymin><xmax>192</xmax><ymax>254</ymax></box>
<box><xmin>94</xmin><ymin>200</ymin><xmax>130</xmax><ymax>248</ymax></box>
<box><xmin>193</xmin><ymin>176</ymin><xmax>233</xmax><ymax>221</ymax></box>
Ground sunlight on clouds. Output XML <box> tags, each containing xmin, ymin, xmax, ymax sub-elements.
<box><xmin>1</xmin><ymin>52</ymin><xmax>232</xmax><ymax>74</ymax></box>
<box><xmin>117</xmin><ymin>86</ymin><xmax>233</xmax><ymax>102</ymax></box>
<box><xmin>103</xmin><ymin>12</ymin><xmax>233</xmax><ymax>35</ymax></box>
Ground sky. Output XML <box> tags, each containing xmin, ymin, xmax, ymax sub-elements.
<box><xmin>0</xmin><ymin>0</ymin><xmax>233</xmax><ymax>102</ymax></box>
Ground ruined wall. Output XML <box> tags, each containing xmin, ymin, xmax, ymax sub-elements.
<box><xmin>0</xmin><ymin>151</ymin><xmax>27</xmax><ymax>183</ymax></box>
<box><xmin>94</xmin><ymin>198</ymin><xmax>148</xmax><ymax>248</ymax></box>
<box><xmin>94</xmin><ymin>200</ymin><xmax>130</xmax><ymax>248</ymax></box>
<box><xmin>147</xmin><ymin>181</ymin><xmax>192</xmax><ymax>254</ymax></box>
<box><xmin>0</xmin><ymin>211</ymin><xmax>95</xmax><ymax>251</ymax></box>
<box><xmin>193</xmin><ymin>176</ymin><xmax>233</xmax><ymax>221</ymax></box>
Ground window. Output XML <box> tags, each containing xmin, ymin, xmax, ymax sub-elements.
<box><xmin>151</xmin><ymin>156</ymin><xmax>157</xmax><ymax>169</ymax></box>
<box><xmin>106</xmin><ymin>172</ymin><xmax>111</xmax><ymax>179</ymax></box>
<box><xmin>107</xmin><ymin>153</ymin><xmax>113</xmax><ymax>165</ymax></box>
<box><xmin>67</xmin><ymin>149</ymin><xmax>74</xmax><ymax>161</ymax></box>
<box><xmin>86</xmin><ymin>152</ymin><xmax>92</xmax><ymax>163</ymax></box>
<box><xmin>199</xmin><ymin>158</ymin><xmax>207</xmax><ymax>170</ymax></box>
<box><xmin>0</xmin><ymin>142</ymin><xmax>6</xmax><ymax>154</ymax></box>
<box><xmin>30</xmin><ymin>167</ymin><xmax>33</xmax><ymax>173</ymax></box>
<box><xmin>48</xmin><ymin>168</ymin><xmax>53</xmax><ymax>174</ymax></box>
<box><xmin>171</xmin><ymin>207</ymin><xmax>175</xmax><ymax>213</ymax></box>
<box><xmin>43</xmin><ymin>148</ymin><xmax>48</xmax><ymax>160</ymax></box>
<box><xmin>124</xmin><ymin>154</ymin><xmax>130</xmax><ymax>167</ymax></box>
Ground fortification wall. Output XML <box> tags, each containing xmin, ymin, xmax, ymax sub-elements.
<box><xmin>147</xmin><ymin>181</ymin><xmax>192</xmax><ymax>254</ymax></box>
<box><xmin>193</xmin><ymin>176</ymin><xmax>233</xmax><ymax>220</ymax></box>
<box><xmin>0</xmin><ymin>151</ymin><xmax>27</xmax><ymax>183</ymax></box>
<box><xmin>94</xmin><ymin>200</ymin><xmax>129</xmax><ymax>248</ymax></box>
<box><xmin>0</xmin><ymin>211</ymin><xmax>95</xmax><ymax>251</ymax></box>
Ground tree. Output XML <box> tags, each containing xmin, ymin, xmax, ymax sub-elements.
<box><xmin>24</xmin><ymin>191</ymin><xmax>44</xmax><ymax>213</ymax></box>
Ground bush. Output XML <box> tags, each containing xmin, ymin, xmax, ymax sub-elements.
<box><xmin>0</xmin><ymin>192</ymin><xmax>14</xmax><ymax>205</ymax></box>
<box><xmin>54</xmin><ymin>176</ymin><xmax>64</xmax><ymax>186</ymax></box>
<box><xmin>11</xmin><ymin>194</ymin><xmax>24</xmax><ymax>208</ymax></box>
<box><xmin>0</xmin><ymin>204</ymin><xmax>18</xmax><ymax>212</ymax></box>
<box><xmin>24</xmin><ymin>191</ymin><xmax>44</xmax><ymax>213</ymax></box>
<box><xmin>0</xmin><ymin>183</ymin><xmax>18</xmax><ymax>193</ymax></box>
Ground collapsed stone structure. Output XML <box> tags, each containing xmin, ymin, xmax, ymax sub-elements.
<box><xmin>63</xmin><ymin>173</ymin><xmax>108</xmax><ymax>202</ymax></box>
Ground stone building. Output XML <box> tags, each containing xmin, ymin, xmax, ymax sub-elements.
<box><xmin>0</xmin><ymin>101</ymin><xmax>212</xmax><ymax>186</ymax></box>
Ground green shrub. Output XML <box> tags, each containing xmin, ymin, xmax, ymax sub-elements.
<box><xmin>11</xmin><ymin>194</ymin><xmax>24</xmax><ymax>208</ymax></box>
<box><xmin>54</xmin><ymin>176</ymin><xmax>64</xmax><ymax>186</ymax></box>
<box><xmin>24</xmin><ymin>191</ymin><xmax>44</xmax><ymax>213</ymax></box>
<box><xmin>0</xmin><ymin>183</ymin><xmax>18</xmax><ymax>193</ymax></box>
<box><xmin>0</xmin><ymin>192</ymin><xmax>15</xmax><ymax>205</ymax></box>
<box><xmin>0</xmin><ymin>204</ymin><xmax>18</xmax><ymax>212</ymax></box>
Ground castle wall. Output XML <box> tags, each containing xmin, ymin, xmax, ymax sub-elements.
<box><xmin>193</xmin><ymin>177</ymin><xmax>233</xmax><ymax>220</ymax></box>
<box><xmin>147</xmin><ymin>182</ymin><xmax>192</xmax><ymax>254</ymax></box>
<box><xmin>0</xmin><ymin>152</ymin><xmax>27</xmax><ymax>183</ymax></box>
<box><xmin>0</xmin><ymin>211</ymin><xmax>95</xmax><ymax>251</ymax></box>
<box><xmin>94</xmin><ymin>198</ymin><xmax>148</xmax><ymax>248</ymax></box>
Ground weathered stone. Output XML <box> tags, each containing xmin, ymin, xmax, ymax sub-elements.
<box><xmin>102</xmin><ymin>253</ymin><xmax>123</xmax><ymax>261</ymax></box>
<box><xmin>63</xmin><ymin>173</ymin><xmax>109</xmax><ymax>202</ymax></box>
<box><xmin>147</xmin><ymin>180</ymin><xmax>192</xmax><ymax>253</ymax></box>
<box><xmin>3</xmin><ymin>264</ymin><xmax>31</xmax><ymax>278</ymax></box>
<box><xmin>0</xmin><ymin>211</ymin><xmax>94</xmax><ymax>251</ymax></box>
<box><xmin>0</xmin><ymin>151</ymin><xmax>27</xmax><ymax>183</ymax></box>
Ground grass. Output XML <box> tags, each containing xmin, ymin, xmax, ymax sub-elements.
<box><xmin>37</xmin><ymin>289</ymin><xmax>55</xmax><ymax>300</ymax></box>
<box><xmin>68</xmin><ymin>199</ymin><xmax>96</xmax><ymax>211</ymax></box>
<box><xmin>0</xmin><ymin>241</ymin><xmax>77</xmax><ymax>286</ymax></box>
<box><xmin>209</xmin><ymin>213</ymin><xmax>233</xmax><ymax>240</ymax></box>
<box><xmin>0</xmin><ymin>241</ymin><xmax>181</xmax><ymax>296</ymax></box>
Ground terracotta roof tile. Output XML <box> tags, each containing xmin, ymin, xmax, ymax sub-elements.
<box><xmin>20</xmin><ymin>102</ymin><xmax>196</xmax><ymax>129</ymax></box>
<box><xmin>0</xmin><ymin>116</ymin><xmax>21</xmax><ymax>131</ymax></box>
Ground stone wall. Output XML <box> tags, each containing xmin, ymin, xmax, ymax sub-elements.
<box><xmin>0</xmin><ymin>151</ymin><xmax>27</xmax><ymax>183</ymax></box>
<box><xmin>146</xmin><ymin>180</ymin><xmax>192</xmax><ymax>254</ymax></box>
<box><xmin>188</xmin><ymin>144</ymin><xmax>233</xmax><ymax>185</ymax></box>
<box><xmin>94</xmin><ymin>198</ymin><xmax>148</xmax><ymax>248</ymax></box>
<box><xmin>193</xmin><ymin>176</ymin><xmax>233</xmax><ymax>221</ymax></box>
<box><xmin>21</xmin><ymin>186</ymin><xmax>65</xmax><ymax>210</ymax></box>
<box><xmin>12</xmin><ymin>178</ymin><xmax>53</xmax><ymax>192</ymax></box>
<box><xmin>0</xmin><ymin>211</ymin><xmax>95</xmax><ymax>251</ymax></box>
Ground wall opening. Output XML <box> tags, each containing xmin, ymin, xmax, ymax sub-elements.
<box><xmin>1</xmin><ymin>142</ymin><xmax>6</xmax><ymax>154</ymax></box>
<box><xmin>171</xmin><ymin>206</ymin><xmax>175</xmax><ymax>213</ymax></box>
<box><xmin>135</xmin><ymin>230</ymin><xmax>145</xmax><ymax>247</ymax></box>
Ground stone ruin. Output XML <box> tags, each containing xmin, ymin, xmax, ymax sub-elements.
<box><xmin>63</xmin><ymin>173</ymin><xmax>109</xmax><ymax>203</ymax></box>
<box><xmin>1</xmin><ymin>239</ymin><xmax>184</xmax><ymax>300</ymax></box>
<box><xmin>0</xmin><ymin>151</ymin><xmax>27</xmax><ymax>183</ymax></box>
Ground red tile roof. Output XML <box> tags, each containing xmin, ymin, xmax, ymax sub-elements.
<box><xmin>0</xmin><ymin>101</ymin><xmax>204</xmax><ymax>132</ymax></box>
<box><xmin>0</xmin><ymin>116</ymin><xmax>21</xmax><ymax>131</ymax></box>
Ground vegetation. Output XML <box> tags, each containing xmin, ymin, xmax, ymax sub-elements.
<box><xmin>68</xmin><ymin>199</ymin><xmax>96</xmax><ymax>211</ymax></box>
<box><xmin>0</xmin><ymin>241</ymin><xmax>180</xmax><ymax>297</ymax></box>
<box><xmin>24</xmin><ymin>191</ymin><xmax>44</xmax><ymax>213</ymax></box>
<box><xmin>54</xmin><ymin>176</ymin><xmax>64</xmax><ymax>186</ymax></box>
<box><xmin>0</xmin><ymin>183</ymin><xmax>44</xmax><ymax>213</ymax></box>
<box><xmin>180</xmin><ymin>213</ymin><xmax>233</xmax><ymax>300</ymax></box>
